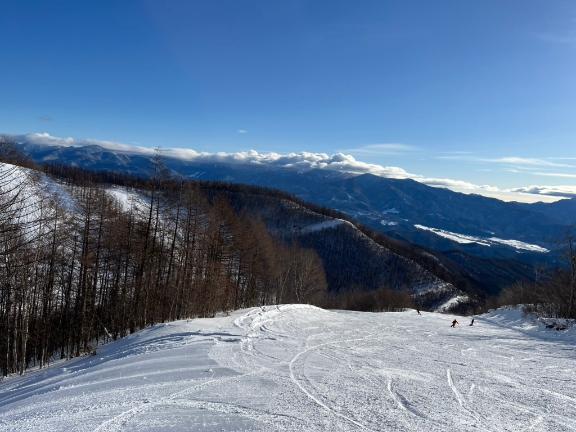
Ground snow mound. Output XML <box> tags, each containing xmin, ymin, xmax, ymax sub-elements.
<box><xmin>481</xmin><ymin>306</ymin><xmax>575</xmax><ymax>338</ymax></box>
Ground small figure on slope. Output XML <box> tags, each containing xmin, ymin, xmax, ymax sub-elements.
<box><xmin>469</xmin><ymin>318</ymin><xmax>475</xmax><ymax>326</ymax></box>
<box><xmin>451</xmin><ymin>319</ymin><xmax>459</xmax><ymax>328</ymax></box>
<box><xmin>416</xmin><ymin>308</ymin><xmax>421</xmax><ymax>315</ymax></box>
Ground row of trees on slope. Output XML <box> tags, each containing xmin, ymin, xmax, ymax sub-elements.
<box><xmin>0</xmin><ymin>158</ymin><xmax>326</xmax><ymax>376</ymax></box>
<box><xmin>493</xmin><ymin>238</ymin><xmax>576</xmax><ymax>319</ymax></box>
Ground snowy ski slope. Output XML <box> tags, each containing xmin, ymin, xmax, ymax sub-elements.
<box><xmin>0</xmin><ymin>306</ymin><xmax>575</xmax><ymax>431</ymax></box>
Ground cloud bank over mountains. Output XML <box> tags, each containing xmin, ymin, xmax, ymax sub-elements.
<box><xmin>10</xmin><ymin>132</ymin><xmax>576</xmax><ymax>202</ymax></box>
<box><xmin>510</xmin><ymin>185</ymin><xmax>576</xmax><ymax>198</ymax></box>
<box><xmin>16</xmin><ymin>132</ymin><xmax>412</xmax><ymax>177</ymax></box>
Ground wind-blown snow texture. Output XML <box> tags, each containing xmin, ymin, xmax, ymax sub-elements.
<box><xmin>1</xmin><ymin>306</ymin><xmax>575</xmax><ymax>431</ymax></box>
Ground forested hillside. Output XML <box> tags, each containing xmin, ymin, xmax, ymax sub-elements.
<box><xmin>0</xmin><ymin>160</ymin><xmax>327</xmax><ymax>376</ymax></box>
<box><xmin>202</xmin><ymin>185</ymin><xmax>463</xmax><ymax>305</ymax></box>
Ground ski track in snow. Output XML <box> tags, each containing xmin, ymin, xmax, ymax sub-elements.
<box><xmin>1</xmin><ymin>306</ymin><xmax>575</xmax><ymax>431</ymax></box>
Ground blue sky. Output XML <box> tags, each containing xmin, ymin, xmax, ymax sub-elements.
<box><xmin>1</xmin><ymin>0</ymin><xmax>575</xmax><ymax>198</ymax></box>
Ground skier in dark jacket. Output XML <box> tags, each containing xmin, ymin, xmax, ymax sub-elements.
<box><xmin>451</xmin><ymin>319</ymin><xmax>459</xmax><ymax>328</ymax></box>
<box><xmin>469</xmin><ymin>318</ymin><xmax>475</xmax><ymax>326</ymax></box>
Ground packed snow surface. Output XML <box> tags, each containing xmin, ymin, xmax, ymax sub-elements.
<box><xmin>1</xmin><ymin>306</ymin><xmax>575</xmax><ymax>431</ymax></box>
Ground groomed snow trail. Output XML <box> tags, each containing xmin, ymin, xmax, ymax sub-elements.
<box><xmin>1</xmin><ymin>306</ymin><xmax>575</xmax><ymax>431</ymax></box>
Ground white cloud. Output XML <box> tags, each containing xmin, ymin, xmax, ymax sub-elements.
<box><xmin>510</xmin><ymin>185</ymin><xmax>576</xmax><ymax>198</ymax></box>
<box><xmin>437</xmin><ymin>154</ymin><xmax>573</xmax><ymax>168</ymax></box>
<box><xmin>237</xmin><ymin>129</ymin><xmax>248</xmax><ymax>134</ymax></box>
<box><xmin>19</xmin><ymin>133</ymin><xmax>413</xmax><ymax>177</ymax></box>
<box><xmin>342</xmin><ymin>143</ymin><xmax>418</xmax><ymax>155</ymax></box>
<box><xmin>531</xmin><ymin>171</ymin><xmax>576</xmax><ymax>179</ymax></box>
<box><xmin>21</xmin><ymin>132</ymin><xmax>157</xmax><ymax>155</ymax></box>
<box><xmin>450</xmin><ymin>188</ymin><xmax>563</xmax><ymax>203</ymax></box>
<box><xmin>491</xmin><ymin>157</ymin><xmax>573</xmax><ymax>168</ymax></box>
<box><xmin>419</xmin><ymin>177</ymin><xmax>498</xmax><ymax>192</ymax></box>
<box><xmin>13</xmin><ymin>132</ymin><xmax>573</xmax><ymax>203</ymax></box>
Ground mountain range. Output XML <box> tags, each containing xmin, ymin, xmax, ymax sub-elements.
<box><xmin>6</xmin><ymin>135</ymin><xmax>576</xmax><ymax>294</ymax></box>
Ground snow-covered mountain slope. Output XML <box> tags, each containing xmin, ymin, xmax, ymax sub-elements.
<box><xmin>1</xmin><ymin>305</ymin><xmax>574</xmax><ymax>432</ymax></box>
<box><xmin>0</xmin><ymin>163</ymin><xmax>66</xmax><ymax>229</ymax></box>
<box><xmin>0</xmin><ymin>163</ymin><xmax>147</xmax><ymax>229</ymax></box>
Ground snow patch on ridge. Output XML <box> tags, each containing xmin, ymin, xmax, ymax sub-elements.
<box><xmin>380</xmin><ymin>220</ymin><xmax>398</xmax><ymax>226</ymax></box>
<box><xmin>414</xmin><ymin>224</ymin><xmax>491</xmax><ymax>246</ymax></box>
<box><xmin>106</xmin><ymin>186</ymin><xmax>148</xmax><ymax>213</ymax></box>
<box><xmin>297</xmin><ymin>219</ymin><xmax>354</xmax><ymax>234</ymax></box>
<box><xmin>414</xmin><ymin>224</ymin><xmax>549</xmax><ymax>253</ymax></box>
<box><xmin>382</xmin><ymin>208</ymin><xmax>400</xmax><ymax>215</ymax></box>
<box><xmin>486</xmin><ymin>237</ymin><xmax>549</xmax><ymax>253</ymax></box>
